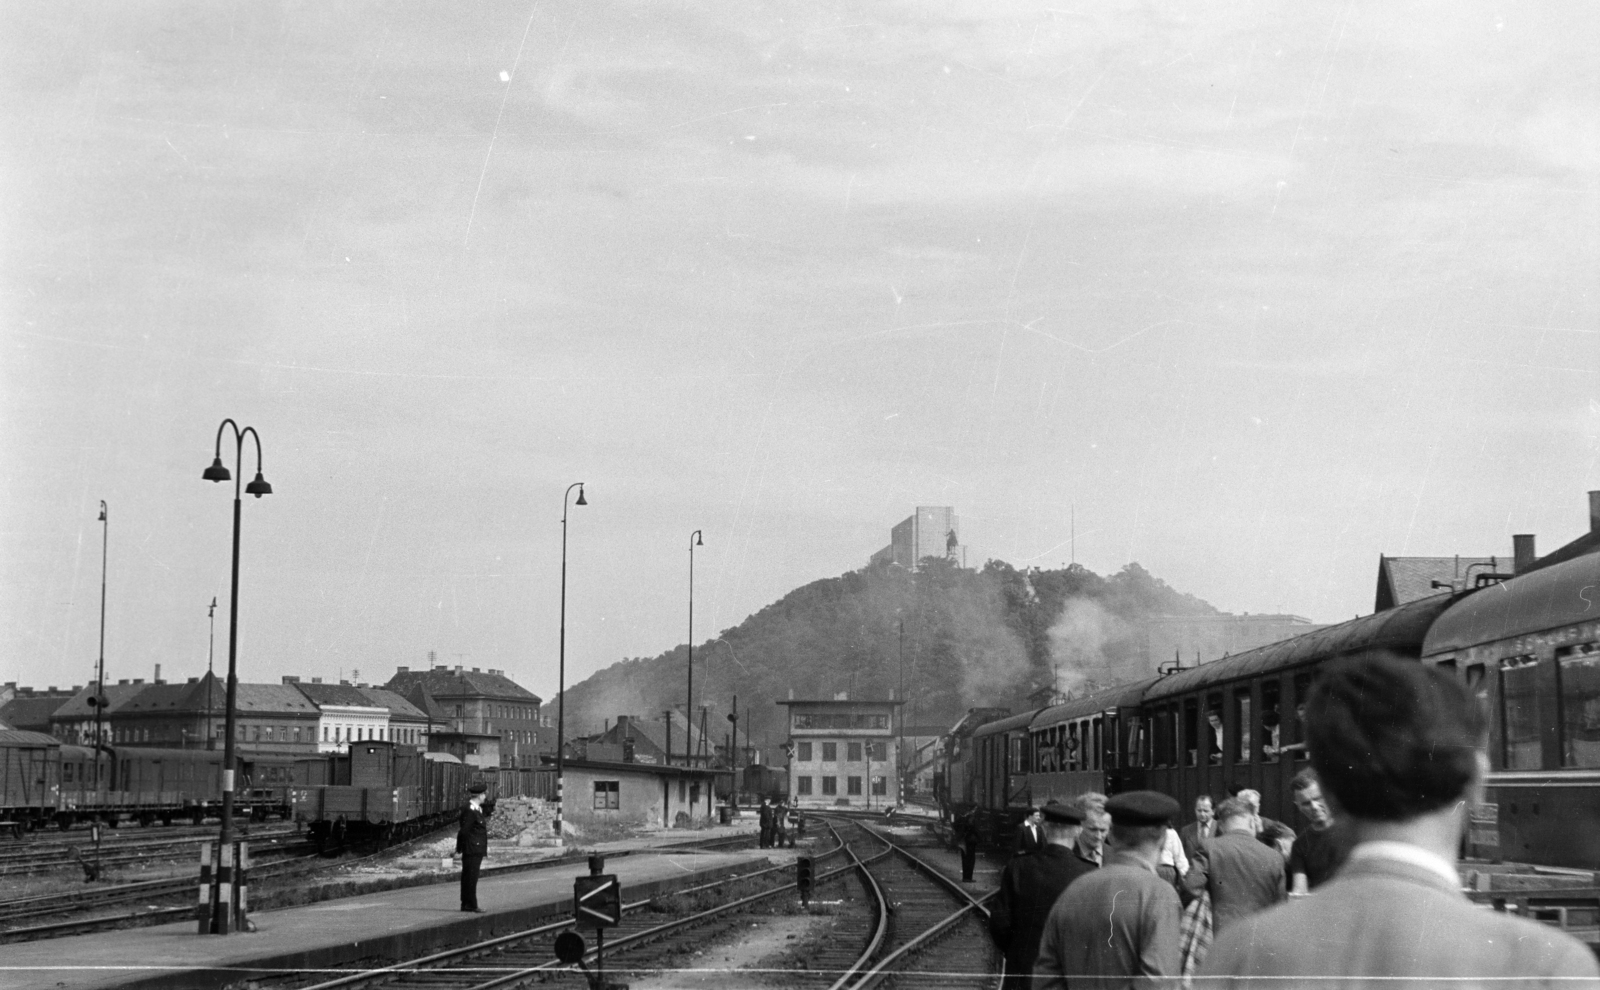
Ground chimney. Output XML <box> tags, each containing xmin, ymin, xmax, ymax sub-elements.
<box><xmin>132</xmin><ymin>679</ymin><xmax>143</xmax><ymax>685</ymax></box>
<box><xmin>311</xmin><ymin>677</ymin><xmax>323</xmax><ymax>684</ymax></box>
<box><xmin>472</xmin><ymin>667</ymin><xmax>480</xmax><ymax>673</ymax></box>
<box><xmin>1513</xmin><ymin>534</ymin><xmax>1537</xmax><ymax>574</ymax></box>
<box><xmin>118</xmin><ymin>679</ymin><xmax>129</xmax><ymax>685</ymax></box>
<box><xmin>154</xmin><ymin>664</ymin><xmax>161</xmax><ymax>682</ymax></box>
<box><xmin>788</xmin><ymin>688</ymin><xmax>795</xmax><ymax>700</ymax></box>
<box><xmin>396</xmin><ymin>666</ymin><xmax>409</xmax><ymax>674</ymax></box>
<box><xmin>1590</xmin><ymin>490</ymin><xmax>1600</xmax><ymax>534</ymax></box>
<box><xmin>282</xmin><ymin>676</ymin><xmax>301</xmax><ymax>684</ymax></box>
<box><xmin>340</xmin><ymin>679</ymin><xmax>351</xmax><ymax>686</ymax></box>
<box><xmin>187</xmin><ymin>677</ymin><xmax>199</xmax><ymax>684</ymax></box>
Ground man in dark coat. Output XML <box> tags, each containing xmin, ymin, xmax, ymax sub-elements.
<box><xmin>757</xmin><ymin>798</ymin><xmax>774</xmax><ymax>849</ymax></box>
<box><xmin>1184</xmin><ymin>795</ymin><xmax>1286</xmax><ymax>934</ymax></box>
<box><xmin>1033</xmin><ymin>791</ymin><xmax>1184</xmax><ymax>989</ymax></box>
<box><xmin>1011</xmin><ymin>806</ymin><xmax>1044</xmax><ymax>857</ymax></box>
<box><xmin>1179</xmin><ymin>794</ymin><xmax>1216</xmax><ymax>862</ymax></box>
<box><xmin>456</xmin><ymin>782</ymin><xmax>491</xmax><ymax>913</ymax></box>
<box><xmin>989</xmin><ymin>803</ymin><xmax>1094</xmax><ymax>989</ymax></box>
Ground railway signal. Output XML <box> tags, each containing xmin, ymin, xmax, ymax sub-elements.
<box><xmin>574</xmin><ymin>874</ymin><xmax>622</xmax><ymax>928</ymax></box>
<box><xmin>795</xmin><ymin>855</ymin><xmax>814</xmax><ymax>906</ymax></box>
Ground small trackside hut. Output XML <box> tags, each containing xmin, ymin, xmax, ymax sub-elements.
<box><xmin>779</xmin><ymin>694</ymin><xmax>903</xmax><ymax>811</ymax></box>
<box><xmin>560</xmin><ymin>758</ymin><xmax>725</xmax><ymax>832</ymax></box>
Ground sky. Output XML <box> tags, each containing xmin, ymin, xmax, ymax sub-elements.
<box><xmin>3</xmin><ymin>1</ymin><xmax>1597</xmax><ymax>705</ymax></box>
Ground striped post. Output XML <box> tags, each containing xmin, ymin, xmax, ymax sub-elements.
<box><xmin>212</xmin><ymin>841</ymin><xmax>235</xmax><ymax>934</ymax></box>
<box><xmin>197</xmin><ymin>842</ymin><xmax>214</xmax><ymax>934</ymax></box>
<box><xmin>555</xmin><ymin>774</ymin><xmax>564</xmax><ymax>845</ymax></box>
<box><xmin>234</xmin><ymin>842</ymin><xmax>249</xmax><ymax>931</ymax></box>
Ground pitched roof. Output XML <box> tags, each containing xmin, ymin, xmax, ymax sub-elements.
<box><xmin>397</xmin><ymin>683</ymin><xmax>451</xmax><ymax>721</ymax></box>
<box><xmin>588</xmin><ymin>712</ymin><xmax>711</xmax><ymax>759</ymax></box>
<box><xmin>293</xmin><ymin>681</ymin><xmax>383</xmax><ymax>708</ymax></box>
<box><xmin>233</xmin><ymin>683</ymin><xmax>320</xmax><ymax>715</ymax></box>
<box><xmin>384</xmin><ymin>667</ymin><xmax>540</xmax><ymax>705</ymax></box>
<box><xmin>355</xmin><ymin>686</ymin><xmax>429</xmax><ymax>721</ymax></box>
<box><xmin>1375</xmin><ymin>555</ymin><xmax>1507</xmax><ymax>612</ymax></box>
<box><xmin>0</xmin><ymin>695</ymin><xmax>72</xmax><ymax>731</ymax></box>
<box><xmin>116</xmin><ymin>681</ymin><xmax>210</xmax><ymax>715</ymax></box>
<box><xmin>51</xmin><ymin>681</ymin><xmax>150</xmax><ymax>719</ymax></box>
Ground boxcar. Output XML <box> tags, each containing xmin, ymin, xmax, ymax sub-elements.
<box><xmin>291</xmin><ymin>741</ymin><xmax>477</xmax><ymax>847</ymax></box>
<box><xmin>0</xmin><ymin>730</ymin><xmax>61</xmax><ymax>831</ymax></box>
<box><xmin>1421</xmin><ymin>550</ymin><xmax>1600</xmax><ymax>870</ymax></box>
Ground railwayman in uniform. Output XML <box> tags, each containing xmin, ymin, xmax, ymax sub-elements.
<box><xmin>988</xmin><ymin>803</ymin><xmax>1094</xmax><ymax>989</ymax></box>
<box><xmin>1033</xmin><ymin>791</ymin><xmax>1183</xmax><ymax>989</ymax></box>
<box><xmin>1198</xmin><ymin>654</ymin><xmax>1600</xmax><ymax>988</ymax></box>
<box><xmin>456</xmin><ymin>782</ymin><xmax>492</xmax><ymax>913</ymax></box>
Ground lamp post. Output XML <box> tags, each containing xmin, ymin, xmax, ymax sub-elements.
<box><xmin>555</xmin><ymin>482</ymin><xmax>586</xmax><ymax>844</ymax></box>
<box><xmin>201</xmin><ymin>419</ymin><xmax>272</xmax><ymax>934</ymax></box>
<box><xmin>207</xmin><ymin>597</ymin><xmax>217</xmax><ymax>750</ymax></box>
<box><xmin>686</xmin><ymin>530</ymin><xmax>703</xmax><ymax>766</ymax></box>
<box><xmin>897</xmin><ymin>617</ymin><xmax>904</xmax><ymax>801</ymax></box>
<box><xmin>91</xmin><ymin>502</ymin><xmax>108</xmax><ymax>782</ymax></box>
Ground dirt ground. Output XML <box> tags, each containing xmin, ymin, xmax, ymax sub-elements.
<box><xmin>613</xmin><ymin>912</ymin><xmax>841</xmax><ymax>989</ymax></box>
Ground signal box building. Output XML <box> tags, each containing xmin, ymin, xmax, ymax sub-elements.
<box><xmin>779</xmin><ymin>694</ymin><xmax>903</xmax><ymax>810</ymax></box>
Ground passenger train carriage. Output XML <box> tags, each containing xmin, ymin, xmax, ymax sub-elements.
<box><xmin>1421</xmin><ymin>550</ymin><xmax>1600</xmax><ymax>870</ymax></box>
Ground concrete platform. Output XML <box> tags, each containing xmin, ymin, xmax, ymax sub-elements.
<box><xmin>1</xmin><ymin>840</ymin><xmax>770</xmax><ymax>990</ymax></box>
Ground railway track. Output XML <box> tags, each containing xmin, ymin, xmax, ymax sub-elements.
<box><xmin>0</xmin><ymin>823</ymin><xmax>301</xmax><ymax>875</ymax></box>
<box><xmin>241</xmin><ymin>817</ymin><xmax>997</xmax><ymax>990</ymax></box>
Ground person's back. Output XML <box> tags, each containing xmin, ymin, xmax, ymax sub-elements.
<box><xmin>1186</xmin><ymin>798</ymin><xmax>1285</xmax><ymax>933</ymax></box>
<box><xmin>1198</xmin><ymin>654</ymin><xmax>1600</xmax><ymax>989</ymax></box>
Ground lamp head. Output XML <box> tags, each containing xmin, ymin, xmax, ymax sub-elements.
<box><xmin>694</xmin><ymin>531</ymin><xmax>703</xmax><ymax>547</ymax></box>
<box><xmin>575</xmin><ymin>485</ymin><xmax>587</xmax><ymax>506</ymax></box>
<box><xmin>245</xmin><ymin>471</ymin><xmax>273</xmax><ymax>498</ymax></box>
<box><xmin>203</xmin><ymin>457</ymin><xmax>231</xmax><ymax>483</ymax></box>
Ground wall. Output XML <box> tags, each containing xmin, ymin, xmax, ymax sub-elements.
<box><xmin>562</xmin><ymin>765</ymin><xmax>716</xmax><ymax>834</ymax></box>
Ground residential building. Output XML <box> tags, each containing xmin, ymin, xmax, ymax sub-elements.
<box><xmin>356</xmin><ymin>685</ymin><xmax>435</xmax><ymax>750</ymax></box>
<box><xmin>870</xmin><ymin>506</ymin><xmax>964</xmax><ymax>570</ymax></box>
<box><xmin>1374</xmin><ymin>555</ymin><xmax>1507</xmax><ymax>612</ymax></box>
<box><xmin>287</xmin><ymin>678</ymin><xmax>391</xmax><ymax>751</ymax></box>
<box><xmin>110</xmin><ymin>675</ymin><xmax>322</xmax><ymax>753</ymax></box>
<box><xmin>50</xmin><ymin>681</ymin><xmax>148</xmax><ymax>744</ymax></box>
<box><xmin>384</xmin><ymin>664</ymin><xmax>542</xmax><ymax>769</ymax></box>
<box><xmin>779</xmin><ymin>693</ymin><xmax>903</xmax><ymax>810</ymax></box>
<box><xmin>0</xmin><ymin>684</ymin><xmax>80</xmax><ymax>734</ymax></box>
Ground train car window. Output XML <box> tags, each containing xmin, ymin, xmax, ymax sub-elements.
<box><xmin>1183</xmin><ymin>699</ymin><xmax>1199</xmax><ymax>767</ymax></box>
<box><xmin>1292</xmin><ymin>673</ymin><xmax>1313</xmax><ymax>761</ymax></box>
<box><xmin>64</xmin><ymin>761</ymin><xmax>73</xmax><ymax>783</ymax></box>
<box><xmin>1557</xmin><ymin>644</ymin><xmax>1600</xmax><ymax>768</ymax></box>
<box><xmin>1500</xmin><ymin>655</ymin><xmax>1546</xmax><ymax>770</ymax></box>
<box><xmin>1205</xmin><ymin>694</ymin><xmax>1224</xmax><ymax>765</ymax></box>
<box><xmin>1234</xmin><ymin>689</ymin><xmax>1252</xmax><ymax>763</ymax></box>
<box><xmin>1010</xmin><ymin>736</ymin><xmax>1026</xmax><ymax>775</ymax></box>
<box><xmin>1092</xmin><ymin>718</ymin><xmax>1102</xmax><ymax>772</ymax></box>
<box><xmin>1061</xmin><ymin>723</ymin><xmax>1074</xmax><ymax>772</ymax></box>
<box><xmin>1261</xmin><ymin>680</ymin><xmax>1282</xmax><ymax>762</ymax></box>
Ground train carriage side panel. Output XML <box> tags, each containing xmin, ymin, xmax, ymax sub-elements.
<box><xmin>1026</xmin><ymin>679</ymin><xmax>1158</xmax><ymax>805</ymax></box>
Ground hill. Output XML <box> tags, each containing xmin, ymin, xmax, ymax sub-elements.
<box><xmin>557</xmin><ymin>557</ymin><xmax>1220</xmax><ymax>757</ymax></box>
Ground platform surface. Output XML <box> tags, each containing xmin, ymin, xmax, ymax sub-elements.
<box><xmin>1</xmin><ymin>832</ymin><xmax>767</xmax><ymax>990</ymax></box>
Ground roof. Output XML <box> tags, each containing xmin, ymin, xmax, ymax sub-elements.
<box><xmin>356</xmin><ymin>686</ymin><xmax>429</xmax><ymax>721</ymax></box>
<box><xmin>774</xmin><ymin>699</ymin><xmax>904</xmax><ymax>706</ymax></box>
<box><xmin>1034</xmin><ymin>677</ymin><xmax>1161</xmax><ymax>729</ymax></box>
<box><xmin>1522</xmin><ymin>533</ymin><xmax>1600</xmax><ymax>576</ymax></box>
<box><xmin>51</xmin><ymin>682</ymin><xmax>150</xmax><ymax>719</ymax></box>
<box><xmin>0</xmin><ymin>695</ymin><xmax>72</xmax><ymax>731</ymax></box>
<box><xmin>1423</xmin><ymin>551</ymin><xmax>1600</xmax><ymax>657</ymax></box>
<box><xmin>972</xmin><ymin>709</ymin><xmax>1040</xmax><ymax>739</ymax></box>
<box><xmin>384</xmin><ymin>668</ymin><xmax>540</xmax><ymax>705</ymax></box>
<box><xmin>0</xmin><ymin>729</ymin><xmax>60</xmax><ymax>746</ymax></box>
<box><xmin>1375</xmin><ymin>555</ymin><xmax>1506</xmax><ymax>611</ymax></box>
<box><xmin>560</xmin><ymin>757</ymin><xmax>732</xmax><ymax>778</ymax></box>
<box><xmin>115</xmin><ymin>682</ymin><xmax>199</xmax><ymax>714</ymax></box>
<box><xmin>1144</xmin><ymin>591</ymin><xmax>1461</xmax><ymax>703</ymax></box>
<box><xmin>590</xmin><ymin>713</ymin><xmax>711</xmax><ymax>758</ymax></box>
<box><xmin>397</xmin><ymin>684</ymin><xmax>451</xmax><ymax>720</ymax></box>
<box><xmin>293</xmin><ymin>682</ymin><xmax>384</xmax><ymax>709</ymax></box>
<box><xmin>233</xmin><ymin>683</ymin><xmax>320</xmax><ymax>715</ymax></box>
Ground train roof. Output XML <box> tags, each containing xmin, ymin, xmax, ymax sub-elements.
<box><xmin>1143</xmin><ymin>591</ymin><xmax>1461</xmax><ymax>702</ymax></box>
<box><xmin>971</xmin><ymin>709</ymin><xmax>1040</xmax><ymax>739</ymax></box>
<box><xmin>1422</xmin><ymin>550</ymin><xmax>1600</xmax><ymax>657</ymax></box>
<box><xmin>0</xmin><ymin>729</ymin><xmax>61</xmax><ymax>747</ymax></box>
<box><xmin>1032</xmin><ymin>678</ymin><xmax>1160</xmax><ymax>728</ymax></box>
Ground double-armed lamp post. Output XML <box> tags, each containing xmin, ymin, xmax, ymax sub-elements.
<box><xmin>555</xmin><ymin>482</ymin><xmax>587</xmax><ymax>843</ymax></box>
<box><xmin>201</xmin><ymin>419</ymin><xmax>272</xmax><ymax>933</ymax></box>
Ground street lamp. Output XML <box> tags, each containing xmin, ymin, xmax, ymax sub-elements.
<box><xmin>90</xmin><ymin>502</ymin><xmax>108</xmax><ymax>783</ymax></box>
<box><xmin>201</xmin><ymin>418</ymin><xmax>271</xmax><ymax>934</ymax></box>
<box><xmin>686</xmin><ymin>530</ymin><xmax>703</xmax><ymax>766</ymax></box>
<box><xmin>207</xmin><ymin>597</ymin><xmax>218</xmax><ymax>750</ymax></box>
<box><xmin>555</xmin><ymin>482</ymin><xmax>586</xmax><ymax>844</ymax></box>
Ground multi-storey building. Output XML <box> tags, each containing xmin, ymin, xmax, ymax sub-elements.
<box><xmin>356</xmin><ymin>685</ymin><xmax>435</xmax><ymax>750</ymax></box>
<box><xmin>287</xmin><ymin>678</ymin><xmax>392</xmax><ymax>751</ymax></box>
<box><xmin>384</xmin><ymin>664</ymin><xmax>542</xmax><ymax>769</ymax></box>
<box><xmin>778</xmin><ymin>693</ymin><xmax>903</xmax><ymax>810</ymax></box>
<box><xmin>870</xmin><ymin>506</ymin><xmax>963</xmax><ymax>570</ymax></box>
<box><xmin>49</xmin><ymin>681</ymin><xmax>147</xmax><ymax>745</ymax></box>
<box><xmin>0</xmin><ymin>683</ymin><xmax>80</xmax><ymax>734</ymax></box>
<box><xmin>109</xmin><ymin>675</ymin><xmax>323</xmax><ymax>753</ymax></box>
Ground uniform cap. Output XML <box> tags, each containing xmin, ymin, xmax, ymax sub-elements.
<box><xmin>1105</xmin><ymin>790</ymin><xmax>1180</xmax><ymax>826</ymax></box>
<box><xmin>468</xmin><ymin>782</ymin><xmax>488</xmax><ymax>794</ymax></box>
<box><xmin>1040</xmin><ymin>804</ymin><xmax>1083</xmax><ymax>825</ymax></box>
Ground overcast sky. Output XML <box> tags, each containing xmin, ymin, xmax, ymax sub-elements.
<box><xmin>3</xmin><ymin>1</ymin><xmax>1596</xmax><ymax>703</ymax></box>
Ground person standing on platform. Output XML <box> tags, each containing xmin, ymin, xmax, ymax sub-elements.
<box><xmin>1012</xmin><ymin>806</ymin><xmax>1044</xmax><ymax>857</ymax></box>
<box><xmin>989</xmin><ymin>804</ymin><xmax>1094</xmax><ymax>989</ymax></box>
<box><xmin>1286</xmin><ymin>768</ymin><xmax>1347</xmax><ymax>894</ymax></box>
<box><xmin>959</xmin><ymin>807</ymin><xmax>980</xmax><ymax>882</ymax></box>
<box><xmin>1180</xmin><ymin>794</ymin><xmax>1216</xmax><ymax>863</ymax></box>
<box><xmin>1199</xmin><ymin>654</ymin><xmax>1600</xmax><ymax>988</ymax></box>
<box><xmin>1183</xmin><ymin>796</ymin><xmax>1285</xmax><ymax>935</ymax></box>
<box><xmin>758</xmin><ymin>797</ymin><xmax>774</xmax><ymax>849</ymax></box>
<box><xmin>456</xmin><ymin>782</ymin><xmax>491</xmax><ymax>913</ymax></box>
<box><xmin>1070</xmin><ymin>792</ymin><xmax>1109</xmax><ymax>867</ymax></box>
<box><xmin>1033</xmin><ymin>791</ymin><xmax>1183</xmax><ymax>989</ymax></box>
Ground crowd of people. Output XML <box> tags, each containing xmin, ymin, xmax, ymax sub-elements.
<box><xmin>756</xmin><ymin>796</ymin><xmax>800</xmax><ymax>848</ymax></box>
<box><xmin>983</xmin><ymin>653</ymin><xmax>1600</xmax><ymax>988</ymax></box>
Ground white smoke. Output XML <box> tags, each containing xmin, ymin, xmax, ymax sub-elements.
<box><xmin>1047</xmin><ymin>598</ymin><xmax>1133</xmax><ymax>698</ymax></box>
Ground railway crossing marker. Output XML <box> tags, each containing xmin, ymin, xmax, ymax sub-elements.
<box><xmin>574</xmin><ymin>874</ymin><xmax>622</xmax><ymax>928</ymax></box>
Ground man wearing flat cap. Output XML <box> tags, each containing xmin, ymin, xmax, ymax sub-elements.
<box><xmin>989</xmin><ymin>802</ymin><xmax>1095</xmax><ymax>988</ymax></box>
<box><xmin>456</xmin><ymin>782</ymin><xmax>492</xmax><ymax>913</ymax></box>
<box><xmin>1034</xmin><ymin>790</ymin><xmax>1183</xmax><ymax>989</ymax></box>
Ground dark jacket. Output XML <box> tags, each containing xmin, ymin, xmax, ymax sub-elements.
<box><xmin>989</xmin><ymin>843</ymin><xmax>1097</xmax><ymax>987</ymax></box>
<box><xmin>1011</xmin><ymin>821</ymin><xmax>1043</xmax><ymax>857</ymax></box>
<box><xmin>1184</xmin><ymin>830</ymin><xmax>1286</xmax><ymax>934</ymax></box>
<box><xmin>456</xmin><ymin>801</ymin><xmax>489</xmax><ymax>857</ymax></box>
<box><xmin>1033</xmin><ymin>852</ymin><xmax>1182</xmax><ymax>989</ymax></box>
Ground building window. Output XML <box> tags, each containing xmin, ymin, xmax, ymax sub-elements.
<box><xmin>323</xmin><ymin>726</ymin><xmax>329</xmax><ymax>742</ymax></box>
<box><xmin>797</xmin><ymin>776</ymin><xmax>813</xmax><ymax>795</ymax></box>
<box><xmin>821</xmin><ymin>742</ymin><xmax>837</xmax><ymax>762</ymax></box>
<box><xmin>871</xmin><ymin>775</ymin><xmax>886</xmax><ymax>795</ymax></box>
<box><xmin>821</xmin><ymin>776</ymin><xmax>838</xmax><ymax>796</ymax></box>
<box><xmin>847</xmin><ymin>742</ymin><xmax>862</xmax><ymax>762</ymax></box>
<box><xmin>798</xmin><ymin>742</ymin><xmax>812</xmax><ymax>762</ymax></box>
<box><xmin>593</xmin><ymin>780</ymin><xmax>619</xmax><ymax>809</ymax></box>
<box><xmin>846</xmin><ymin>776</ymin><xmax>862</xmax><ymax>796</ymax></box>
<box><xmin>868</xmin><ymin>742</ymin><xmax>886</xmax><ymax>761</ymax></box>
